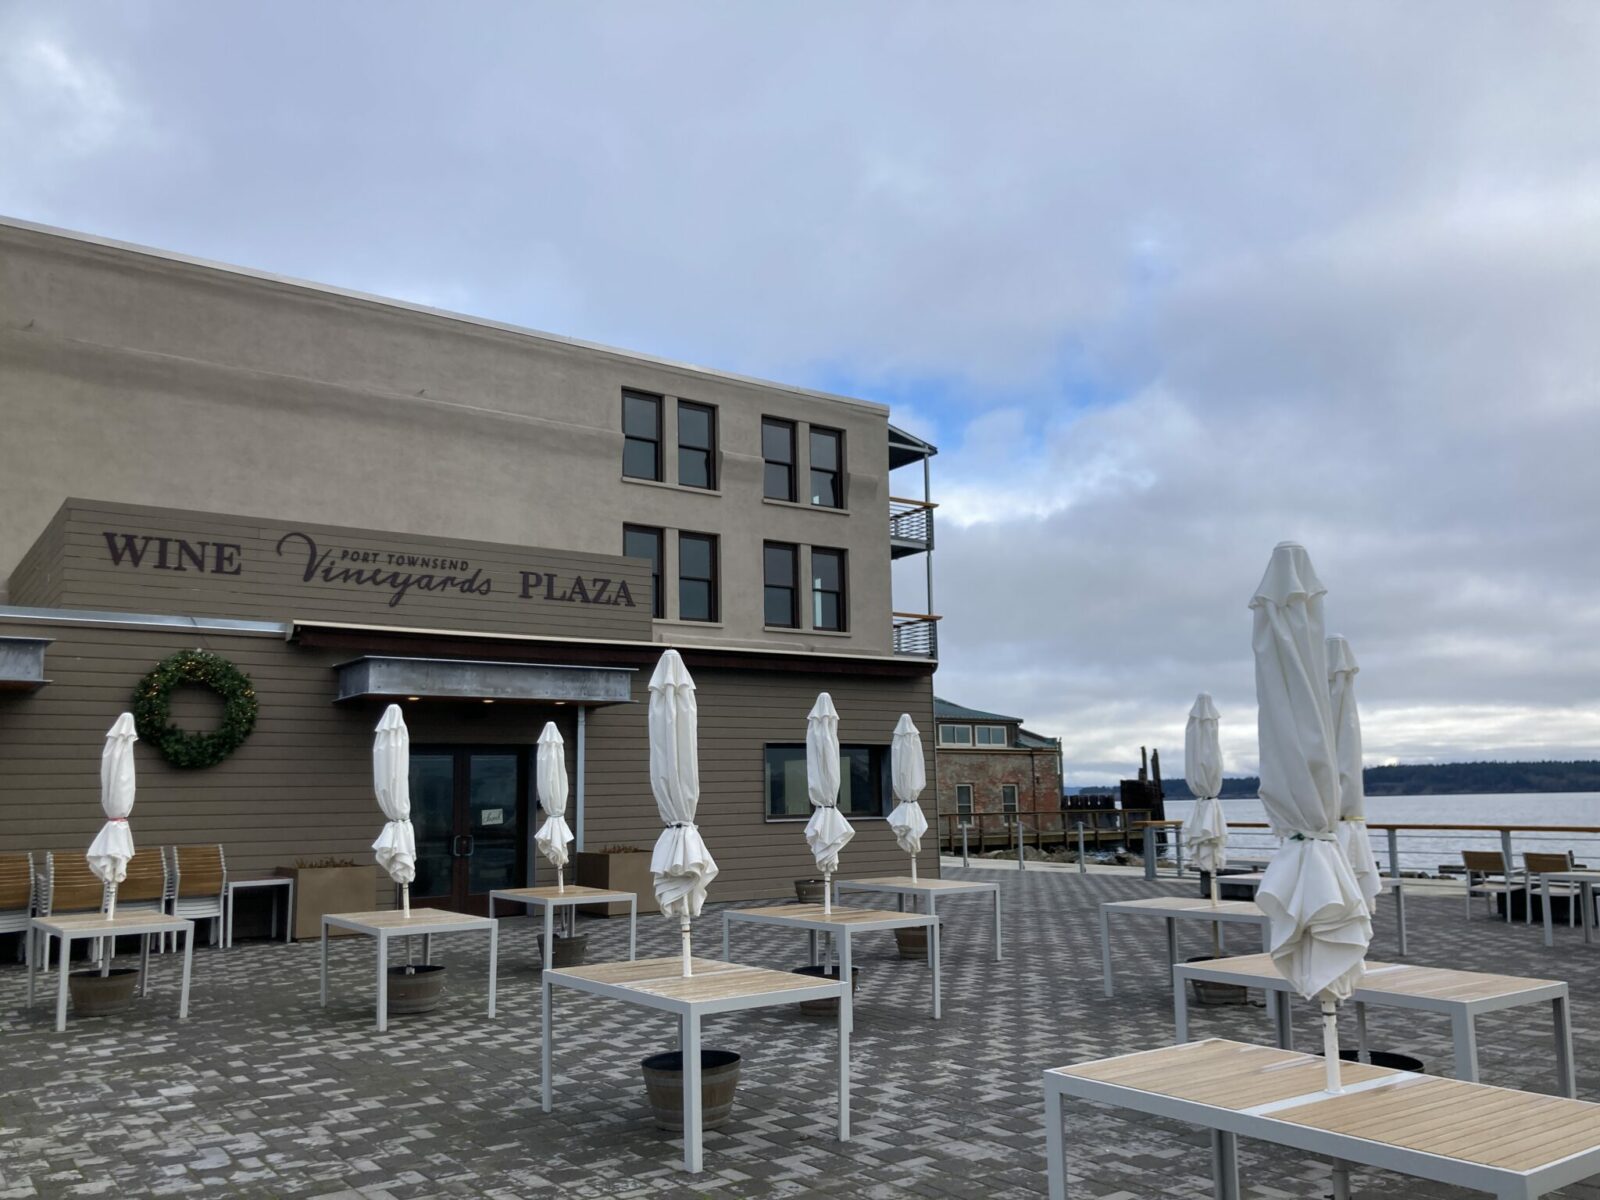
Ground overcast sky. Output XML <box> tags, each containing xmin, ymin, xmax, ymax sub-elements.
<box><xmin>4</xmin><ymin>3</ymin><xmax>1597</xmax><ymax>783</ymax></box>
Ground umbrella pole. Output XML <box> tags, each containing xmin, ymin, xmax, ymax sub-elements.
<box><xmin>107</xmin><ymin>883</ymin><xmax>117</xmax><ymax>921</ymax></box>
<box><xmin>680</xmin><ymin>912</ymin><xmax>692</xmax><ymax>978</ymax></box>
<box><xmin>1210</xmin><ymin>873</ymin><xmax>1220</xmax><ymax>907</ymax></box>
<box><xmin>823</xmin><ymin>870</ymin><xmax>832</xmax><ymax>915</ymax></box>
<box><xmin>402</xmin><ymin>883</ymin><xmax>410</xmax><ymax>916</ymax></box>
<box><xmin>1321</xmin><ymin>999</ymin><xmax>1343</xmax><ymax>1093</ymax></box>
<box><xmin>910</xmin><ymin>855</ymin><xmax>917</xmax><ymax>882</ymax></box>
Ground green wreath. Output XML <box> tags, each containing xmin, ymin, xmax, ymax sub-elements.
<box><xmin>132</xmin><ymin>650</ymin><xmax>259</xmax><ymax>769</ymax></box>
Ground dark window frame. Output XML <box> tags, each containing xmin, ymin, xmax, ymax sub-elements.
<box><xmin>938</xmin><ymin>724</ymin><xmax>973</xmax><ymax>746</ymax></box>
<box><xmin>809</xmin><ymin>425</ymin><xmax>844</xmax><ymax>508</ymax></box>
<box><xmin>976</xmin><ymin>724</ymin><xmax>1009</xmax><ymax>746</ymax></box>
<box><xmin>1001</xmin><ymin>783</ymin><xmax>1019</xmax><ymax>814</ymax></box>
<box><xmin>764</xmin><ymin>742</ymin><xmax>892</xmax><ymax>820</ymax></box>
<box><xmin>677</xmin><ymin>400</ymin><xmax>717</xmax><ymax>490</ymax></box>
<box><xmin>955</xmin><ymin>783</ymin><xmax>974</xmax><ymax>824</ymax></box>
<box><xmin>763</xmin><ymin>540</ymin><xmax>799</xmax><ymax>628</ymax></box>
<box><xmin>762</xmin><ymin>417</ymin><xmax>797</xmax><ymax>502</ymax></box>
<box><xmin>622</xmin><ymin>390</ymin><xmax>663</xmax><ymax>482</ymax></box>
<box><xmin>811</xmin><ymin>546</ymin><xmax>847</xmax><ymax>632</ymax></box>
<box><xmin>622</xmin><ymin>524</ymin><xmax>665</xmax><ymax>619</ymax></box>
<box><xmin>677</xmin><ymin>530</ymin><xmax>720</xmax><ymax>623</ymax></box>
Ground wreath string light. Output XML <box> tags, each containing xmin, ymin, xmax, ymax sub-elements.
<box><xmin>132</xmin><ymin>649</ymin><xmax>259</xmax><ymax>769</ymax></box>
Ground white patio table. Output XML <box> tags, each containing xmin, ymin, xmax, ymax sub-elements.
<box><xmin>542</xmin><ymin>956</ymin><xmax>849</xmax><ymax>1174</ymax></box>
<box><xmin>1172</xmin><ymin>953</ymin><xmax>1574</xmax><ymax>1096</ymax></box>
<box><xmin>224</xmin><ymin>875</ymin><xmax>295</xmax><ymax>948</ymax></box>
<box><xmin>1044</xmin><ymin>1038</ymin><xmax>1600</xmax><ymax>1200</ymax></box>
<box><xmin>1099</xmin><ymin>896</ymin><xmax>1269</xmax><ymax>998</ymax></box>
<box><xmin>1220</xmin><ymin>870</ymin><xmax>1408</xmax><ymax>956</ymax></box>
<box><xmin>721</xmin><ymin>903</ymin><xmax>941</xmax><ymax>1022</ymax></box>
<box><xmin>488</xmin><ymin>885</ymin><xmax>637</xmax><ymax>970</ymax></box>
<box><xmin>833</xmin><ymin>875</ymin><xmax>1001</xmax><ymax>961</ymax></box>
<box><xmin>319</xmin><ymin>907</ymin><xmax>497</xmax><ymax>1032</ymax></box>
<box><xmin>27</xmin><ymin>910</ymin><xmax>195</xmax><ymax>1032</ymax></box>
<box><xmin>1540</xmin><ymin>870</ymin><xmax>1600</xmax><ymax>948</ymax></box>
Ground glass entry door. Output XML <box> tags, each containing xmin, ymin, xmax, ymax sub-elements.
<box><xmin>408</xmin><ymin>747</ymin><xmax>526</xmax><ymax>915</ymax></box>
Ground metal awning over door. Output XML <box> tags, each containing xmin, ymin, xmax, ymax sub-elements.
<box><xmin>0</xmin><ymin>637</ymin><xmax>50</xmax><ymax>692</ymax></box>
<box><xmin>334</xmin><ymin>655</ymin><xmax>633</xmax><ymax>705</ymax></box>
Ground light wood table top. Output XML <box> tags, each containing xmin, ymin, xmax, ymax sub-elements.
<box><xmin>324</xmin><ymin>907</ymin><xmax>494</xmax><ymax>932</ymax></box>
<box><xmin>838</xmin><ymin>875</ymin><xmax>996</xmax><ymax>892</ymax></box>
<box><xmin>1104</xmin><ymin>896</ymin><xmax>1266</xmax><ymax>917</ymax></box>
<box><xmin>551</xmin><ymin>956</ymin><xmax>838</xmax><ymax>1003</ymax></box>
<box><xmin>491</xmin><ymin>886</ymin><xmax>634</xmax><ymax>902</ymax></box>
<box><xmin>1188</xmin><ymin>953</ymin><xmax>1561</xmax><ymax>1003</ymax></box>
<box><xmin>34</xmin><ymin>910</ymin><xmax>193</xmax><ymax>934</ymax></box>
<box><xmin>732</xmin><ymin>903</ymin><xmax>935</xmax><ymax>929</ymax></box>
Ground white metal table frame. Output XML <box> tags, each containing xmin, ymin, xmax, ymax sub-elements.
<box><xmin>833</xmin><ymin>876</ymin><xmax>1002</xmax><ymax>962</ymax></box>
<box><xmin>224</xmin><ymin>876</ymin><xmax>295</xmax><ymax>949</ymax></box>
<box><xmin>1099</xmin><ymin>898</ymin><xmax>1269</xmax><ymax>998</ymax></box>
<box><xmin>1221</xmin><ymin>871</ymin><xmax>1408</xmax><ymax>957</ymax></box>
<box><xmin>487</xmin><ymin>886</ymin><xmax>637</xmax><ymax>970</ymax></box>
<box><xmin>1540</xmin><ymin>871</ymin><xmax>1600</xmax><ymax>948</ymax></box>
<box><xmin>721</xmin><ymin>904</ymin><xmax>942</xmax><ymax>1023</ymax></box>
<box><xmin>319</xmin><ymin>908</ymin><xmax>498</xmax><ymax>1032</ymax></box>
<box><xmin>541</xmin><ymin>957</ymin><xmax>850</xmax><ymax>1174</ymax></box>
<box><xmin>1172</xmin><ymin>958</ymin><xmax>1575</xmax><ymax>1096</ymax></box>
<box><xmin>1043</xmin><ymin>1043</ymin><xmax>1600</xmax><ymax>1200</ymax></box>
<box><xmin>27</xmin><ymin>911</ymin><xmax>195</xmax><ymax>1032</ymax></box>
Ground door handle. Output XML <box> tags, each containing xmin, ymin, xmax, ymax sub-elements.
<box><xmin>450</xmin><ymin>834</ymin><xmax>466</xmax><ymax>857</ymax></box>
<box><xmin>461</xmin><ymin>834</ymin><xmax>475</xmax><ymax>858</ymax></box>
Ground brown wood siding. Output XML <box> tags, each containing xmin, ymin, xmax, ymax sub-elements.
<box><xmin>8</xmin><ymin>503</ymin><xmax>67</xmax><ymax>608</ymax></box>
<box><xmin>19</xmin><ymin>499</ymin><xmax>654</xmax><ymax>640</ymax></box>
<box><xmin>0</xmin><ymin>616</ymin><xmax>935</xmax><ymax>907</ymax></box>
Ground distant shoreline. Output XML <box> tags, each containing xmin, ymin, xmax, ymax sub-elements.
<box><xmin>1074</xmin><ymin>760</ymin><xmax>1600</xmax><ymax>800</ymax></box>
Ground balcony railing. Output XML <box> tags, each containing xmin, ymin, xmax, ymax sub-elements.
<box><xmin>889</xmin><ymin>497</ymin><xmax>935</xmax><ymax>558</ymax></box>
<box><xmin>892</xmin><ymin>612</ymin><xmax>940</xmax><ymax>658</ymax></box>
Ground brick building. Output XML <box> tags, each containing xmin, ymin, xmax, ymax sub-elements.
<box><xmin>932</xmin><ymin>697</ymin><xmax>1062</xmax><ymax>851</ymax></box>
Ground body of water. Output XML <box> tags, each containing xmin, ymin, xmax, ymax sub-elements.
<box><xmin>1160</xmin><ymin>792</ymin><xmax>1600</xmax><ymax>874</ymax></box>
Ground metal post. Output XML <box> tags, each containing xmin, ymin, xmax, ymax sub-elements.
<box><xmin>575</xmin><ymin>705</ymin><xmax>587</xmax><ymax>852</ymax></box>
<box><xmin>961</xmin><ymin>823</ymin><xmax>969</xmax><ymax>867</ymax></box>
<box><xmin>1387</xmin><ymin>827</ymin><xmax>1400</xmax><ymax>877</ymax></box>
<box><xmin>1076</xmin><ymin>822</ymin><xmax>1087</xmax><ymax>874</ymax></box>
<box><xmin>1016</xmin><ymin>818</ymin><xmax>1025</xmax><ymax>871</ymax></box>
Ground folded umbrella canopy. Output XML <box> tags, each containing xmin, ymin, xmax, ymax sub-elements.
<box><xmin>1181</xmin><ymin>693</ymin><xmax>1228</xmax><ymax>908</ymax></box>
<box><xmin>370</xmin><ymin>704</ymin><xmax>417</xmax><ymax>915</ymax></box>
<box><xmin>805</xmin><ymin>693</ymin><xmax>854</xmax><ymax>914</ymax></box>
<box><xmin>1328</xmin><ymin>636</ymin><xmax>1382</xmax><ymax>916</ymax></box>
<box><xmin>887</xmin><ymin>714</ymin><xmax>928</xmax><ymax>880</ymax></box>
<box><xmin>534</xmin><ymin>721</ymin><xmax>574</xmax><ymax>893</ymax></box>
<box><xmin>1250</xmin><ymin>542</ymin><xmax>1372</xmax><ymax>1093</ymax></box>
<box><xmin>87</xmin><ymin>713</ymin><xmax>138</xmax><ymax>918</ymax></box>
<box><xmin>648</xmin><ymin>649</ymin><xmax>718</xmax><ymax>977</ymax></box>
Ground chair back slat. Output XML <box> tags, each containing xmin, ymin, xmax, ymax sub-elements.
<box><xmin>0</xmin><ymin>853</ymin><xmax>32</xmax><ymax>910</ymax></box>
<box><xmin>1524</xmin><ymin>851</ymin><xmax>1575</xmax><ymax>875</ymax></box>
<box><xmin>117</xmin><ymin>848</ymin><xmax>167</xmax><ymax>902</ymax></box>
<box><xmin>47</xmin><ymin>852</ymin><xmax>106</xmax><ymax>912</ymax></box>
<box><xmin>174</xmin><ymin>845</ymin><xmax>226</xmax><ymax>897</ymax></box>
<box><xmin>1462</xmin><ymin>850</ymin><xmax>1509</xmax><ymax>874</ymax></box>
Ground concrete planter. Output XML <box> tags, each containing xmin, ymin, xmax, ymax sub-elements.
<box><xmin>790</xmin><ymin>964</ymin><xmax>860</xmax><ymax>1016</ymax></box>
<box><xmin>893</xmin><ymin>926</ymin><xmax>928</xmax><ymax>960</ymax></box>
<box><xmin>386</xmin><ymin>963</ymin><xmax>447</xmax><ymax>1014</ymax></box>
<box><xmin>575</xmin><ymin>851</ymin><xmax>657</xmax><ymax>917</ymax></box>
<box><xmin>536</xmin><ymin>934</ymin><xmax>588</xmax><ymax>969</ymax></box>
<box><xmin>279</xmin><ymin>865</ymin><xmax>379</xmax><ymax>939</ymax></box>
<box><xmin>640</xmin><ymin>1050</ymin><xmax>741</xmax><ymax>1131</ymax></box>
<box><xmin>794</xmin><ymin>878</ymin><xmax>828</xmax><ymax>905</ymax></box>
<box><xmin>69</xmin><ymin>968</ymin><xmax>139</xmax><ymax>1016</ymax></box>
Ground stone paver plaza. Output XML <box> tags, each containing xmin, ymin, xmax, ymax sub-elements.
<box><xmin>3</xmin><ymin>866</ymin><xmax>1600</xmax><ymax>1199</ymax></box>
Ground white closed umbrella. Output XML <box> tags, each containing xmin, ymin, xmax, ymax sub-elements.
<box><xmin>1182</xmin><ymin>693</ymin><xmax>1228</xmax><ymax>909</ymax></box>
<box><xmin>370</xmin><ymin>704</ymin><xmax>417</xmax><ymax>916</ymax></box>
<box><xmin>887</xmin><ymin>714</ymin><xmax>929</xmax><ymax>880</ymax></box>
<box><xmin>534</xmin><ymin>721</ymin><xmax>574</xmax><ymax>893</ymax></box>
<box><xmin>87</xmin><ymin>713</ymin><xmax>138</xmax><ymax>918</ymax></box>
<box><xmin>648</xmin><ymin>649</ymin><xmax>718</xmax><ymax>977</ymax></box>
<box><xmin>1251</xmin><ymin>542</ymin><xmax>1372</xmax><ymax>1093</ymax></box>
<box><xmin>805</xmin><ymin>693</ymin><xmax>855</xmax><ymax>914</ymax></box>
<box><xmin>1328</xmin><ymin>636</ymin><xmax>1382</xmax><ymax>916</ymax></box>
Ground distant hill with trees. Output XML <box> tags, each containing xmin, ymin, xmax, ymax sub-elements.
<box><xmin>1151</xmin><ymin>761</ymin><xmax>1600</xmax><ymax>799</ymax></box>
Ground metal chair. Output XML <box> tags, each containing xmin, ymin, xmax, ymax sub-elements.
<box><xmin>169</xmin><ymin>845</ymin><xmax>227</xmax><ymax>946</ymax></box>
<box><xmin>1462</xmin><ymin>849</ymin><xmax>1528</xmax><ymax>924</ymax></box>
<box><xmin>0</xmin><ymin>852</ymin><xmax>34</xmax><ymax>963</ymax></box>
<box><xmin>1525</xmin><ymin>851</ymin><xmax>1582</xmax><ymax>929</ymax></box>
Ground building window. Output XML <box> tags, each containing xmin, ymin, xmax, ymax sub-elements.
<box><xmin>623</xmin><ymin>525</ymin><xmax>664</xmax><ymax>619</ymax></box>
<box><xmin>976</xmin><ymin>725</ymin><xmax>1008</xmax><ymax>747</ymax></box>
<box><xmin>811</xmin><ymin>547</ymin><xmax>846</xmax><ymax>632</ymax></box>
<box><xmin>937</xmin><ymin>724</ymin><xmax>973</xmax><ymax>746</ymax></box>
<box><xmin>763</xmin><ymin>541</ymin><xmax>798</xmax><ymax>628</ymax></box>
<box><xmin>622</xmin><ymin>391</ymin><xmax>662</xmax><ymax>481</ymax></box>
<box><xmin>810</xmin><ymin>426</ymin><xmax>843</xmax><ymax>508</ymax></box>
<box><xmin>766</xmin><ymin>744</ymin><xmax>889</xmax><ymax>819</ymax></box>
<box><xmin>762</xmin><ymin>418</ymin><xmax>796</xmax><ymax>501</ymax></box>
<box><xmin>678</xmin><ymin>531</ymin><xmax>719</xmax><ymax>622</ymax></box>
<box><xmin>678</xmin><ymin>401</ymin><xmax>716</xmax><ymax>490</ymax></box>
<box><xmin>955</xmin><ymin>784</ymin><xmax>974</xmax><ymax>824</ymax></box>
<box><xmin>1001</xmin><ymin>783</ymin><xmax>1019</xmax><ymax>814</ymax></box>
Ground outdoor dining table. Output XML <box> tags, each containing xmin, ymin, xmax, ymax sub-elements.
<box><xmin>1043</xmin><ymin>1038</ymin><xmax>1600</xmax><ymax>1200</ymax></box>
<box><xmin>1220</xmin><ymin>870</ymin><xmax>1409</xmax><ymax>957</ymax></box>
<box><xmin>833</xmin><ymin>875</ymin><xmax>1001</xmax><ymax>961</ymax></box>
<box><xmin>721</xmin><ymin>903</ymin><xmax>941</xmax><ymax>1022</ymax></box>
<box><xmin>488</xmin><ymin>885</ymin><xmax>637</xmax><ymax>970</ymax></box>
<box><xmin>542</xmin><ymin>956</ymin><xmax>849</xmax><ymax>1174</ymax></box>
<box><xmin>27</xmin><ymin>910</ymin><xmax>195</xmax><ymax>1032</ymax></box>
<box><xmin>1540</xmin><ymin>870</ymin><xmax>1600</xmax><ymax>948</ymax></box>
<box><xmin>224</xmin><ymin>875</ymin><xmax>295</xmax><ymax>949</ymax></box>
<box><xmin>319</xmin><ymin>907</ymin><xmax>498</xmax><ymax>1032</ymax></box>
<box><xmin>1171</xmin><ymin>953</ymin><xmax>1574</xmax><ymax>1096</ymax></box>
<box><xmin>1099</xmin><ymin>895</ymin><xmax>1269</xmax><ymax>998</ymax></box>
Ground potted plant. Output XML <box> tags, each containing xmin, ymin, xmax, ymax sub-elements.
<box><xmin>279</xmin><ymin>859</ymin><xmax>379</xmax><ymax>939</ymax></box>
<box><xmin>575</xmin><ymin>845</ymin><xmax>657</xmax><ymax>917</ymax></box>
<box><xmin>640</xmin><ymin>1049</ymin><xmax>742</xmax><ymax>1130</ymax></box>
<box><xmin>69</xmin><ymin>968</ymin><xmax>140</xmax><ymax>1016</ymax></box>
<box><xmin>386</xmin><ymin>962</ymin><xmax>447</xmax><ymax>1014</ymax></box>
